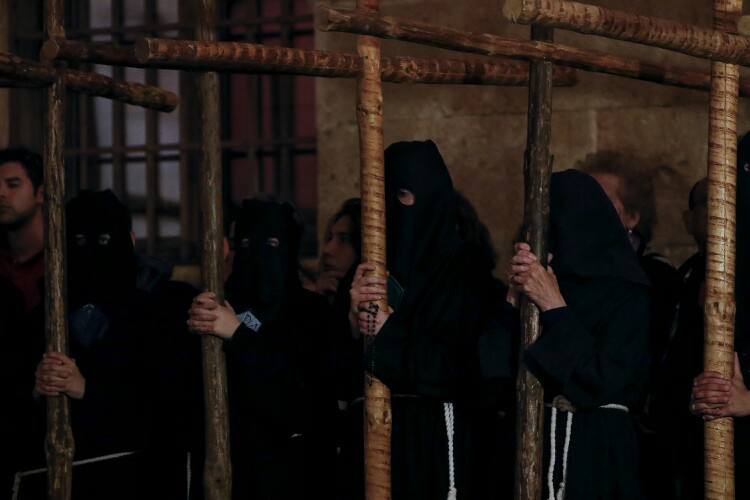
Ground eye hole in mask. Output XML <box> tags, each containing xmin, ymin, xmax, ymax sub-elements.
<box><xmin>397</xmin><ymin>189</ymin><xmax>415</xmax><ymax>206</ymax></box>
<box><xmin>240</xmin><ymin>237</ymin><xmax>251</xmax><ymax>249</ymax></box>
<box><xmin>266</xmin><ymin>237</ymin><xmax>280</xmax><ymax>248</ymax></box>
<box><xmin>98</xmin><ymin>233</ymin><xmax>111</xmax><ymax>246</ymax></box>
<box><xmin>75</xmin><ymin>234</ymin><xmax>87</xmax><ymax>247</ymax></box>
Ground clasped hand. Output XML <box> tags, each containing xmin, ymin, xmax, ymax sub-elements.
<box><xmin>507</xmin><ymin>242</ymin><xmax>566</xmax><ymax>312</ymax></box>
<box><xmin>34</xmin><ymin>352</ymin><xmax>85</xmax><ymax>400</ymax></box>
<box><xmin>187</xmin><ymin>291</ymin><xmax>241</xmax><ymax>340</ymax></box>
<box><xmin>349</xmin><ymin>263</ymin><xmax>390</xmax><ymax>338</ymax></box>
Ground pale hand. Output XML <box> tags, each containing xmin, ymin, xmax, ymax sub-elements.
<box><xmin>691</xmin><ymin>353</ymin><xmax>750</xmax><ymax>420</ymax></box>
<box><xmin>349</xmin><ymin>262</ymin><xmax>387</xmax><ymax>338</ymax></box>
<box><xmin>188</xmin><ymin>291</ymin><xmax>241</xmax><ymax>340</ymax></box>
<box><xmin>34</xmin><ymin>352</ymin><xmax>86</xmax><ymax>400</ymax></box>
<box><xmin>508</xmin><ymin>242</ymin><xmax>566</xmax><ymax>312</ymax></box>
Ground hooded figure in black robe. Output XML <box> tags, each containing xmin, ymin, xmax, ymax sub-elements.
<box><xmin>30</xmin><ymin>190</ymin><xmax>152</xmax><ymax>500</ymax></box>
<box><xmin>221</xmin><ymin>199</ymin><xmax>337</xmax><ymax>500</ymax></box>
<box><xmin>511</xmin><ymin>170</ymin><xmax>651</xmax><ymax>500</ymax></box>
<box><xmin>341</xmin><ymin>140</ymin><xmax>499</xmax><ymax>500</ymax></box>
<box><xmin>655</xmin><ymin>132</ymin><xmax>750</xmax><ymax>499</ymax></box>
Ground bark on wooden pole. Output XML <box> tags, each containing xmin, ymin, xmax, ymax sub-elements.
<box><xmin>42</xmin><ymin>37</ymin><xmax>577</xmax><ymax>87</ymax></box>
<box><xmin>515</xmin><ymin>26</ymin><xmax>553</xmax><ymax>500</ymax></box>
<box><xmin>44</xmin><ymin>1</ymin><xmax>74</xmax><ymax>499</ymax></box>
<box><xmin>196</xmin><ymin>0</ymin><xmax>232</xmax><ymax>499</ymax></box>
<box><xmin>503</xmin><ymin>0</ymin><xmax>750</xmax><ymax>67</ymax></box>
<box><xmin>317</xmin><ymin>6</ymin><xmax>750</xmax><ymax>98</ymax></box>
<box><xmin>0</xmin><ymin>51</ymin><xmax>177</xmax><ymax>111</ymax></box>
<box><xmin>704</xmin><ymin>2</ymin><xmax>740</xmax><ymax>498</ymax></box>
<box><xmin>356</xmin><ymin>1</ymin><xmax>391</xmax><ymax>499</ymax></box>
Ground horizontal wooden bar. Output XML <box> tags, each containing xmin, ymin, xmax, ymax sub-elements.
<box><xmin>0</xmin><ymin>50</ymin><xmax>178</xmax><ymax>111</ymax></box>
<box><xmin>317</xmin><ymin>6</ymin><xmax>750</xmax><ymax>97</ymax></box>
<box><xmin>502</xmin><ymin>0</ymin><xmax>750</xmax><ymax>65</ymax></box>
<box><xmin>44</xmin><ymin>37</ymin><xmax>577</xmax><ymax>86</ymax></box>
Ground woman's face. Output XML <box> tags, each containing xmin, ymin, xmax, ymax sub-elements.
<box><xmin>321</xmin><ymin>215</ymin><xmax>357</xmax><ymax>275</ymax></box>
<box><xmin>591</xmin><ymin>173</ymin><xmax>640</xmax><ymax>231</ymax></box>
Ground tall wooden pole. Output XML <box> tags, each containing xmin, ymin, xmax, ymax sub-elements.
<box><xmin>514</xmin><ymin>25</ymin><xmax>553</xmax><ymax>500</ymax></box>
<box><xmin>196</xmin><ymin>0</ymin><xmax>232</xmax><ymax>498</ymax></box>
<box><xmin>43</xmin><ymin>1</ymin><xmax>74</xmax><ymax>499</ymax></box>
<box><xmin>704</xmin><ymin>1</ymin><xmax>740</xmax><ymax>498</ymax></box>
<box><xmin>356</xmin><ymin>0</ymin><xmax>391</xmax><ymax>499</ymax></box>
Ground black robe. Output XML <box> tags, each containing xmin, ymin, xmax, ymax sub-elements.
<box><xmin>515</xmin><ymin>170</ymin><xmax>651</xmax><ymax>500</ymax></box>
<box><xmin>0</xmin><ymin>277</ymin><xmax>45</xmax><ymax>500</ymax></box>
<box><xmin>339</xmin><ymin>141</ymin><xmax>503</xmax><ymax>500</ymax></box>
<box><xmin>143</xmin><ymin>279</ymin><xmax>205</xmax><ymax>500</ymax></box>
<box><xmin>653</xmin><ymin>131</ymin><xmax>750</xmax><ymax>500</ymax></box>
<box><xmin>225</xmin><ymin>286</ymin><xmax>337</xmax><ymax>500</ymax></box>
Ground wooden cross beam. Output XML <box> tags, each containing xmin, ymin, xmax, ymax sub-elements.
<box><xmin>515</xmin><ymin>26</ymin><xmax>552</xmax><ymax>500</ymax></box>
<box><xmin>502</xmin><ymin>1</ymin><xmax>740</xmax><ymax>499</ymax></box>
<box><xmin>317</xmin><ymin>6</ymin><xmax>750</xmax><ymax>97</ymax></box>
<box><xmin>35</xmin><ymin>0</ymin><xmax>179</xmax><ymax>497</ymax></box>
<box><xmin>195</xmin><ymin>1</ymin><xmax>232</xmax><ymax>499</ymax></box>
<box><xmin>0</xmin><ymin>50</ymin><xmax>177</xmax><ymax>111</ymax></box>
<box><xmin>323</xmin><ymin>3</ymin><xmax>742</xmax><ymax>499</ymax></box>
<box><xmin>41</xmin><ymin>38</ymin><xmax>578</xmax><ymax>87</ymax></box>
<box><xmin>503</xmin><ymin>0</ymin><xmax>750</xmax><ymax>66</ymax></box>
<box><xmin>43</xmin><ymin>2</ymin><xmax>72</xmax><ymax>499</ymax></box>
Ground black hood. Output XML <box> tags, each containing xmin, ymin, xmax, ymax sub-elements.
<box><xmin>225</xmin><ymin>199</ymin><xmax>302</xmax><ymax>321</ymax></box>
<box><xmin>549</xmin><ymin>169</ymin><xmax>649</xmax><ymax>286</ymax></box>
<box><xmin>66</xmin><ymin>189</ymin><xmax>136</xmax><ymax>308</ymax></box>
<box><xmin>384</xmin><ymin>140</ymin><xmax>460</xmax><ymax>294</ymax></box>
<box><xmin>735</xmin><ymin>132</ymin><xmax>750</xmax><ymax>350</ymax></box>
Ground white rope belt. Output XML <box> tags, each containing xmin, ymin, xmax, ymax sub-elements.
<box><xmin>545</xmin><ymin>399</ymin><xmax>629</xmax><ymax>500</ymax></box>
<box><xmin>12</xmin><ymin>451</ymin><xmax>139</xmax><ymax>500</ymax></box>
<box><xmin>443</xmin><ymin>402</ymin><xmax>457</xmax><ymax>500</ymax></box>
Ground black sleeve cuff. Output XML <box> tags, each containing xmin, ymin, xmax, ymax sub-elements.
<box><xmin>540</xmin><ymin>306</ymin><xmax>569</xmax><ymax>330</ymax></box>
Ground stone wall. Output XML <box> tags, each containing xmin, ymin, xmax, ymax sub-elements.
<box><xmin>315</xmin><ymin>0</ymin><xmax>750</xmax><ymax>274</ymax></box>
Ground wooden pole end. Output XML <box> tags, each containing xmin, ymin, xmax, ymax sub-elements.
<box><xmin>502</xmin><ymin>0</ymin><xmax>526</xmax><ymax>23</ymax></box>
<box><xmin>315</xmin><ymin>4</ymin><xmax>336</xmax><ymax>32</ymax></box>
<box><xmin>134</xmin><ymin>37</ymin><xmax>153</xmax><ymax>65</ymax></box>
<box><xmin>40</xmin><ymin>38</ymin><xmax>61</xmax><ymax>64</ymax></box>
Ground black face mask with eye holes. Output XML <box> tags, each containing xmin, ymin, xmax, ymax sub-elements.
<box><xmin>225</xmin><ymin>199</ymin><xmax>301</xmax><ymax>323</ymax></box>
<box><xmin>65</xmin><ymin>190</ymin><xmax>136</xmax><ymax>309</ymax></box>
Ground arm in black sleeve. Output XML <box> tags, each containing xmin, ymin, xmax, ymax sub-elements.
<box><xmin>525</xmin><ymin>287</ymin><xmax>650</xmax><ymax>409</ymax></box>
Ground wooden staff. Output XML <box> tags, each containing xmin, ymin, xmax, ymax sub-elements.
<box><xmin>503</xmin><ymin>0</ymin><xmax>750</xmax><ymax>67</ymax></box>
<box><xmin>317</xmin><ymin>6</ymin><xmax>750</xmax><ymax>97</ymax></box>
<box><xmin>515</xmin><ymin>26</ymin><xmax>553</xmax><ymax>500</ymax></box>
<box><xmin>43</xmin><ymin>2</ymin><xmax>74</xmax><ymax>499</ymax></box>
<box><xmin>0</xmin><ymin>51</ymin><xmax>177</xmax><ymax>111</ymax></box>
<box><xmin>42</xmin><ymin>37</ymin><xmax>577</xmax><ymax>87</ymax></box>
<box><xmin>357</xmin><ymin>0</ymin><xmax>391</xmax><ymax>499</ymax></box>
<box><xmin>196</xmin><ymin>0</ymin><xmax>232</xmax><ymax>499</ymax></box>
<box><xmin>704</xmin><ymin>2</ymin><xmax>740</xmax><ymax>498</ymax></box>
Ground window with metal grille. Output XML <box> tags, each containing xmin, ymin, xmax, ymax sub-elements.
<box><xmin>9</xmin><ymin>0</ymin><xmax>318</xmax><ymax>264</ymax></box>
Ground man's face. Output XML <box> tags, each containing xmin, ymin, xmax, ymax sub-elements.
<box><xmin>320</xmin><ymin>215</ymin><xmax>356</xmax><ymax>276</ymax></box>
<box><xmin>0</xmin><ymin>162</ymin><xmax>42</xmax><ymax>228</ymax></box>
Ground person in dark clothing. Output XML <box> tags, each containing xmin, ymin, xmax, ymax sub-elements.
<box><xmin>507</xmin><ymin>169</ymin><xmax>651</xmax><ymax>500</ymax></box>
<box><xmin>187</xmin><ymin>199</ymin><xmax>337</xmax><ymax>500</ymax></box>
<box><xmin>651</xmin><ymin>177</ymin><xmax>708</xmax><ymax>500</ymax></box>
<box><xmin>346</xmin><ymin>140</ymin><xmax>499</xmax><ymax>500</ymax></box>
<box><xmin>317</xmin><ymin>198</ymin><xmax>361</xmax><ymax>302</ymax></box>
<box><xmin>32</xmin><ymin>190</ymin><xmax>152</xmax><ymax>500</ymax></box>
<box><xmin>579</xmin><ymin>152</ymin><xmax>680</xmax><ymax>498</ymax></box>
<box><xmin>686</xmin><ymin>131</ymin><xmax>750</xmax><ymax>499</ymax></box>
<box><xmin>0</xmin><ymin>148</ymin><xmax>46</xmax><ymax>500</ymax></box>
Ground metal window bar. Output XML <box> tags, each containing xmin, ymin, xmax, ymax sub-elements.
<box><xmin>13</xmin><ymin>0</ymin><xmax>318</xmax><ymax>262</ymax></box>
